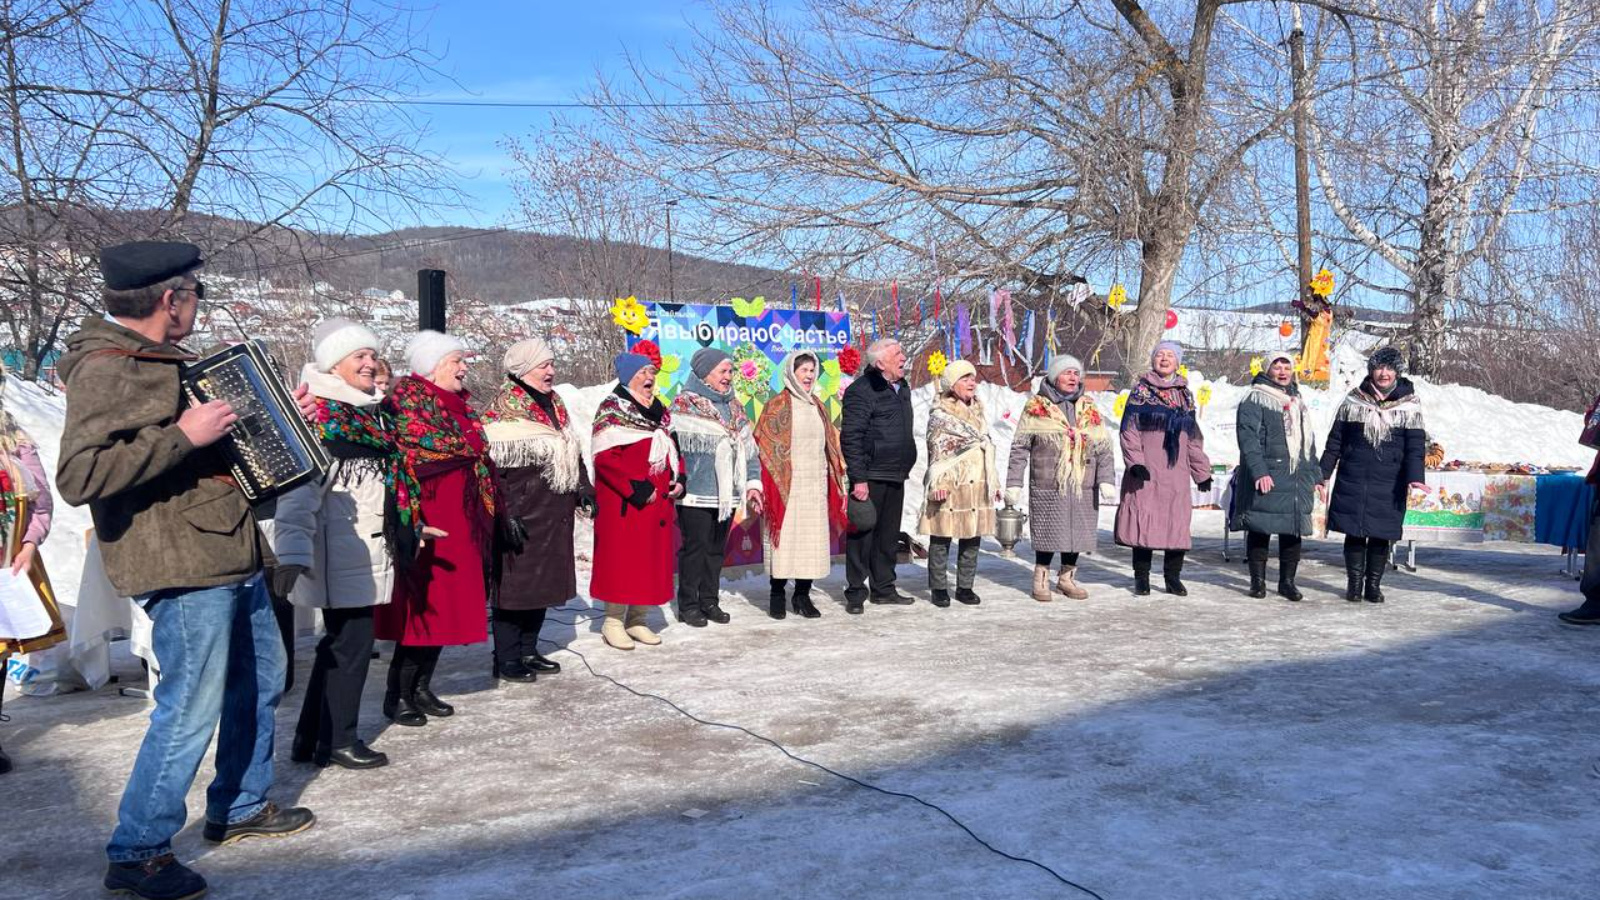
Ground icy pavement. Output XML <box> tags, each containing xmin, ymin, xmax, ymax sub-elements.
<box><xmin>6</xmin><ymin>511</ymin><xmax>1600</xmax><ymax>899</ymax></box>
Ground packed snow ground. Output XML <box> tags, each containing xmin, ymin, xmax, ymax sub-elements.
<box><xmin>5</xmin><ymin>510</ymin><xmax>1599</xmax><ymax>899</ymax></box>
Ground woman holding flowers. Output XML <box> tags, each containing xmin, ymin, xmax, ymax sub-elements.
<box><xmin>1006</xmin><ymin>355</ymin><xmax>1116</xmax><ymax>602</ymax></box>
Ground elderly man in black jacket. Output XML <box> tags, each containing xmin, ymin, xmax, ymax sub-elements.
<box><xmin>841</xmin><ymin>337</ymin><xmax>917</xmax><ymax>613</ymax></box>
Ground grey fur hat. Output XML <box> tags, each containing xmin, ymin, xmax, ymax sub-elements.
<box><xmin>1367</xmin><ymin>346</ymin><xmax>1405</xmax><ymax>375</ymax></box>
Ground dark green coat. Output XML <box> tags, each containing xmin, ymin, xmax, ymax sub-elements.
<box><xmin>1230</xmin><ymin>380</ymin><xmax>1320</xmax><ymax>537</ymax></box>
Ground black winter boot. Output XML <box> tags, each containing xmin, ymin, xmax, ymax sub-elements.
<box><xmin>1364</xmin><ymin>567</ymin><xmax>1386</xmax><ymax>603</ymax></box>
<box><xmin>1277</xmin><ymin>541</ymin><xmax>1303</xmax><ymax>602</ymax></box>
<box><xmin>413</xmin><ymin>650</ymin><xmax>453</xmax><ymax>717</ymax></box>
<box><xmin>930</xmin><ymin>588</ymin><xmax>951</xmax><ymax>608</ymax></box>
<box><xmin>1364</xmin><ymin>540</ymin><xmax>1389</xmax><ymax>603</ymax></box>
<box><xmin>1163</xmin><ymin>551</ymin><xmax>1188</xmax><ymax>596</ymax></box>
<box><xmin>768</xmin><ymin>579</ymin><xmax>788</xmax><ymax>620</ymax></box>
<box><xmin>1343</xmin><ymin>540</ymin><xmax>1365</xmax><ymax>602</ymax></box>
<box><xmin>791</xmin><ymin>580</ymin><xmax>822</xmax><ymax>618</ymax></box>
<box><xmin>703</xmin><ymin>598</ymin><xmax>732</xmax><ymax>624</ymax></box>
<box><xmin>382</xmin><ymin>651</ymin><xmax>427</xmax><ymax>727</ymax></box>
<box><xmin>1132</xmin><ymin>548</ymin><xmax>1152</xmax><ymax>596</ymax></box>
<box><xmin>1246</xmin><ymin>544</ymin><xmax>1268</xmax><ymax>599</ymax></box>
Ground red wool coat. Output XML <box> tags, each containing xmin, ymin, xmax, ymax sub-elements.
<box><xmin>375</xmin><ymin>379</ymin><xmax>491</xmax><ymax>646</ymax></box>
<box><xmin>589</xmin><ymin>438</ymin><xmax>682</xmax><ymax>606</ymax></box>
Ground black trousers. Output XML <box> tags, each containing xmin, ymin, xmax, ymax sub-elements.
<box><xmin>294</xmin><ymin>606</ymin><xmax>375</xmax><ymax>751</ymax></box>
<box><xmin>677</xmin><ymin>506</ymin><xmax>732</xmax><ymax>614</ymax></box>
<box><xmin>1035</xmin><ymin>551</ymin><xmax>1080</xmax><ymax>567</ymax></box>
<box><xmin>846</xmin><ymin>480</ymin><xmax>905</xmax><ymax>596</ymax></box>
<box><xmin>1343</xmin><ymin>536</ymin><xmax>1391</xmax><ymax>573</ymax></box>
<box><xmin>492</xmin><ymin>607</ymin><xmax>547</xmax><ymax>668</ymax></box>
<box><xmin>1246</xmin><ymin>532</ymin><xmax>1302</xmax><ymax>559</ymax></box>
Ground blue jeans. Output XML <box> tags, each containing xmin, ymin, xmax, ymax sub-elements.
<box><xmin>106</xmin><ymin>573</ymin><xmax>286</xmax><ymax>863</ymax></box>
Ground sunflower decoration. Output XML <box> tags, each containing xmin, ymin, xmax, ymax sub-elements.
<box><xmin>1196</xmin><ymin>384</ymin><xmax>1213</xmax><ymax>409</ymax></box>
<box><xmin>1249</xmin><ymin>356</ymin><xmax>1264</xmax><ymax>377</ymax></box>
<box><xmin>1177</xmin><ymin>363</ymin><xmax>1189</xmax><ymax>379</ymax></box>
<box><xmin>1310</xmin><ymin>268</ymin><xmax>1335</xmax><ymax>298</ymax></box>
<box><xmin>927</xmin><ymin>351</ymin><xmax>948</xmax><ymax>378</ymax></box>
<box><xmin>610</xmin><ymin>295</ymin><xmax>651</xmax><ymax>335</ymax></box>
<box><xmin>1107</xmin><ymin>283</ymin><xmax>1127</xmax><ymax>311</ymax></box>
<box><xmin>1112</xmin><ymin>389</ymin><xmax>1129</xmax><ymax>421</ymax></box>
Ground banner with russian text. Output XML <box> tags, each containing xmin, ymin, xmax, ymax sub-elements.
<box><xmin>628</xmin><ymin>302</ymin><xmax>853</xmax><ymax>570</ymax></box>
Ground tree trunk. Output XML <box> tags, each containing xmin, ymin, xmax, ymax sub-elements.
<box><xmin>1408</xmin><ymin>147</ymin><xmax>1460</xmax><ymax>377</ymax></box>
<box><xmin>1124</xmin><ymin>228</ymin><xmax>1190</xmax><ymax>383</ymax></box>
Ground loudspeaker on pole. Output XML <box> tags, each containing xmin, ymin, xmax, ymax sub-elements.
<box><xmin>418</xmin><ymin>269</ymin><xmax>447</xmax><ymax>332</ymax></box>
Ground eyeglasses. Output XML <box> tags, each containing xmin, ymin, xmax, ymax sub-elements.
<box><xmin>173</xmin><ymin>282</ymin><xmax>206</xmax><ymax>302</ymax></box>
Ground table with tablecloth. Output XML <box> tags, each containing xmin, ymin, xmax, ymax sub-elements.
<box><xmin>1220</xmin><ymin>468</ymin><xmax>1591</xmax><ymax>566</ymax></box>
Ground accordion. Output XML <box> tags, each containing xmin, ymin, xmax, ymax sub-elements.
<box><xmin>182</xmin><ymin>340</ymin><xmax>331</xmax><ymax>503</ymax></box>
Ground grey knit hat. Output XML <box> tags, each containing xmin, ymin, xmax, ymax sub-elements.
<box><xmin>691</xmin><ymin>347</ymin><xmax>732</xmax><ymax>379</ymax></box>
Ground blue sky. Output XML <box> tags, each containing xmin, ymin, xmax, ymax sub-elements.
<box><xmin>406</xmin><ymin>1</ymin><xmax>709</xmax><ymax>230</ymax></box>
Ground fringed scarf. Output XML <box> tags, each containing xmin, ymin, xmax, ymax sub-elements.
<box><xmin>1124</xmin><ymin>371</ymin><xmax>1200</xmax><ymax>466</ymax></box>
<box><xmin>1243</xmin><ymin>374</ymin><xmax>1316</xmax><ymax>473</ymax></box>
<box><xmin>1335</xmin><ymin>377</ymin><xmax>1424</xmax><ymax>453</ymax></box>
<box><xmin>753</xmin><ymin>379</ymin><xmax>848</xmax><ymax>548</ymax></box>
<box><xmin>924</xmin><ymin>395</ymin><xmax>999</xmax><ymax>496</ymax></box>
<box><xmin>670</xmin><ymin>374</ymin><xmax>755</xmax><ymax>519</ymax></box>
<box><xmin>593</xmin><ymin>385</ymin><xmax>679</xmax><ymax>475</ymax></box>
<box><xmin>312</xmin><ymin>393</ymin><xmax>425</xmax><ymax>570</ymax></box>
<box><xmin>483</xmin><ymin>376</ymin><xmax>584</xmax><ymax>493</ymax></box>
<box><xmin>383</xmin><ymin>375</ymin><xmax>496</xmax><ymax>543</ymax></box>
<box><xmin>1015</xmin><ymin>380</ymin><xmax>1110</xmax><ymax>491</ymax></box>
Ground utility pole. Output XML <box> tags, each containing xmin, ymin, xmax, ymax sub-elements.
<box><xmin>665</xmin><ymin>199</ymin><xmax>678</xmax><ymax>303</ymax></box>
<box><xmin>1289</xmin><ymin>7</ymin><xmax>1314</xmax><ymax>315</ymax></box>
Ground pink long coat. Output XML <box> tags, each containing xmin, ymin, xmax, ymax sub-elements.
<box><xmin>1114</xmin><ymin>419</ymin><xmax>1212</xmax><ymax>551</ymax></box>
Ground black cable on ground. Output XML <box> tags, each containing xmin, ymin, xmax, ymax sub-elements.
<box><xmin>542</xmin><ymin>609</ymin><xmax>1106</xmax><ymax>900</ymax></box>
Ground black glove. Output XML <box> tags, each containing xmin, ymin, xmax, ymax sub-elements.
<box><xmin>1126</xmin><ymin>464</ymin><xmax>1150</xmax><ymax>482</ymax></box>
<box><xmin>1197</xmin><ymin>478</ymin><xmax>1214</xmax><ymax>493</ymax></box>
<box><xmin>271</xmin><ymin>564</ymin><xmax>307</xmax><ymax>599</ymax></box>
<box><xmin>498</xmin><ymin>515</ymin><xmax>528</xmax><ymax>555</ymax></box>
<box><xmin>578</xmin><ymin>485</ymin><xmax>598</xmax><ymax>518</ymax></box>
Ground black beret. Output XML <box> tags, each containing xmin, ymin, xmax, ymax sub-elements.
<box><xmin>98</xmin><ymin>240</ymin><xmax>204</xmax><ymax>291</ymax></box>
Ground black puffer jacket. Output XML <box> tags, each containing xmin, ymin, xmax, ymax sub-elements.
<box><xmin>1319</xmin><ymin>377</ymin><xmax>1426</xmax><ymax>541</ymax></box>
<box><xmin>841</xmin><ymin>366</ymin><xmax>916</xmax><ymax>484</ymax></box>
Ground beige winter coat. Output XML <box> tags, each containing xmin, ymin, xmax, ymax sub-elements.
<box><xmin>271</xmin><ymin>366</ymin><xmax>394</xmax><ymax>610</ymax></box>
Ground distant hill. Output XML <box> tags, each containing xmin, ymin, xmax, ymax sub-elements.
<box><xmin>0</xmin><ymin>207</ymin><xmax>791</xmax><ymax>306</ymax></box>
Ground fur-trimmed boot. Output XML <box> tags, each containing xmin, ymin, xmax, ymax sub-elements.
<box><xmin>1056</xmin><ymin>565</ymin><xmax>1089</xmax><ymax>600</ymax></box>
<box><xmin>625</xmin><ymin>605</ymin><xmax>662</xmax><ymax>645</ymax></box>
<box><xmin>1032</xmin><ymin>565</ymin><xmax>1052</xmax><ymax>602</ymax></box>
<box><xmin>602</xmin><ymin>604</ymin><xmax>635</xmax><ymax>651</ymax></box>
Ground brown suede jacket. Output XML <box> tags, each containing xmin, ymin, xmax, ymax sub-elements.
<box><xmin>55</xmin><ymin>317</ymin><xmax>266</xmax><ymax>597</ymax></box>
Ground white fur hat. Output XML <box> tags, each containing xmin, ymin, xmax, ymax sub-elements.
<box><xmin>406</xmin><ymin>329</ymin><xmax>467</xmax><ymax>376</ymax></box>
<box><xmin>1046</xmin><ymin>354</ymin><xmax>1084</xmax><ymax>385</ymax></box>
<box><xmin>311</xmin><ymin>318</ymin><xmax>380</xmax><ymax>373</ymax></box>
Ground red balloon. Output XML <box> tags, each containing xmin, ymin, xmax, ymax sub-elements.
<box><xmin>1164</xmin><ymin>309</ymin><xmax>1178</xmax><ymax>329</ymax></box>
